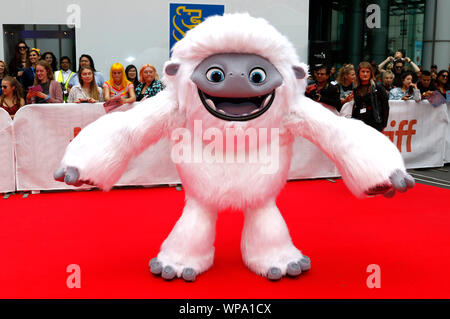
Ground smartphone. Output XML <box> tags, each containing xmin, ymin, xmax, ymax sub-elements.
<box><xmin>103</xmin><ymin>96</ymin><xmax>123</xmax><ymax>112</ymax></box>
<box><xmin>29</xmin><ymin>85</ymin><xmax>43</xmax><ymax>92</ymax></box>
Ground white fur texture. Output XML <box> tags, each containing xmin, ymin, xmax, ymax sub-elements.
<box><xmin>61</xmin><ymin>89</ymin><xmax>182</xmax><ymax>190</ymax></box>
<box><xmin>59</xmin><ymin>13</ymin><xmax>407</xmax><ymax>279</ymax></box>
<box><xmin>157</xmin><ymin>197</ymin><xmax>217</xmax><ymax>276</ymax></box>
<box><xmin>241</xmin><ymin>199</ymin><xmax>303</xmax><ymax>276</ymax></box>
<box><xmin>283</xmin><ymin>95</ymin><xmax>406</xmax><ymax>198</ymax></box>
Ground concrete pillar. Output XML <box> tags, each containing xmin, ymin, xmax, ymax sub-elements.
<box><xmin>349</xmin><ymin>0</ymin><xmax>363</xmax><ymax>66</ymax></box>
<box><xmin>423</xmin><ymin>0</ymin><xmax>450</xmax><ymax>70</ymax></box>
<box><xmin>370</xmin><ymin>0</ymin><xmax>390</xmax><ymax>64</ymax></box>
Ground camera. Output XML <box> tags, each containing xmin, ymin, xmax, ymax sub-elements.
<box><xmin>393</xmin><ymin>57</ymin><xmax>405</xmax><ymax>64</ymax></box>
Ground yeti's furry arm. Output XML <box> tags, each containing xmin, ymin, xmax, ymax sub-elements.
<box><xmin>284</xmin><ymin>95</ymin><xmax>414</xmax><ymax>198</ymax></box>
<box><xmin>55</xmin><ymin>89</ymin><xmax>182</xmax><ymax>190</ymax></box>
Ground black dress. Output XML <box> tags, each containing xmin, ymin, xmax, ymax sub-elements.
<box><xmin>352</xmin><ymin>83</ymin><xmax>389</xmax><ymax>132</ymax></box>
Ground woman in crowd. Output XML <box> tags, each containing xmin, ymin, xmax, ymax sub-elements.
<box><xmin>0</xmin><ymin>60</ymin><xmax>8</xmax><ymax>79</ymax></box>
<box><xmin>125</xmin><ymin>64</ymin><xmax>139</xmax><ymax>88</ymax></box>
<box><xmin>0</xmin><ymin>76</ymin><xmax>25</xmax><ymax>118</ymax></box>
<box><xmin>336</xmin><ymin>64</ymin><xmax>356</xmax><ymax>106</ymax></box>
<box><xmin>351</xmin><ymin>61</ymin><xmax>389</xmax><ymax>132</ymax></box>
<box><xmin>68</xmin><ymin>54</ymin><xmax>105</xmax><ymax>89</ymax></box>
<box><xmin>329</xmin><ymin>65</ymin><xmax>337</xmax><ymax>81</ymax></box>
<box><xmin>381</xmin><ymin>70</ymin><xmax>394</xmax><ymax>93</ymax></box>
<box><xmin>103</xmin><ymin>62</ymin><xmax>136</xmax><ymax>103</ymax></box>
<box><xmin>386</xmin><ymin>62</ymin><xmax>394</xmax><ymax>73</ymax></box>
<box><xmin>68</xmin><ymin>66</ymin><xmax>104</xmax><ymax>103</ymax></box>
<box><xmin>8</xmin><ymin>41</ymin><xmax>29</xmax><ymax>78</ymax></box>
<box><xmin>42</xmin><ymin>51</ymin><xmax>58</xmax><ymax>72</ymax></box>
<box><xmin>389</xmin><ymin>71</ymin><xmax>421</xmax><ymax>101</ymax></box>
<box><xmin>26</xmin><ymin>60</ymin><xmax>63</xmax><ymax>104</ymax></box>
<box><xmin>435</xmin><ymin>70</ymin><xmax>449</xmax><ymax>98</ymax></box>
<box><xmin>135</xmin><ymin>64</ymin><xmax>164</xmax><ymax>101</ymax></box>
<box><xmin>20</xmin><ymin>48</ymin><xmax>41</xmax><ymax>94</ymax></box>
<box><xmin>370</xmin><ymin>61</ymin><xmax>381</xmax><ymax>81</ymax></box>
<box><xmin>0</xmin><ymin>60</ymin><xmax>8</xmax><ymax>95</ymax></box>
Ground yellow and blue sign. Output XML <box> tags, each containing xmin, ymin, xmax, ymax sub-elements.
<box><xmin>170</xmin><ymin>3</ymin><xmax>224</xmax><ymax>54</ymax></box>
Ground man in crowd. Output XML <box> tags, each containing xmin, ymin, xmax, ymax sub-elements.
<box><xmin>417</xmin><ymin>70</ymin><xmax>437</xmax><ymax>99</ymax></box>
<box><xmin>305</xmin><ymin>65</ymin><xmax>341</xmax><ymax>112</ymax></box>
<box><xmin>54</xmin><ymin>56</ymin><xmax>75</xmax><ymax>102</ymax></box>
<box><xmin>430</xmin><ymin>64</ymin><xmax>438</xmax><ymax>74</ymax></box>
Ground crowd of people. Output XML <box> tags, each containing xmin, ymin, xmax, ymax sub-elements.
<box><xmin>0</xmin><ymin>41</ymin><xmax>164</xmax><ymax>118</ymax></box>
<box><xmin>1</xmin><ymin>41</ymin><xmax>449</xmax><ymax>128</ymax></box>
<box><xmin>306</xmin><ymin>50</ymin><xmax>449</xmax><ymax>131</ymax></box>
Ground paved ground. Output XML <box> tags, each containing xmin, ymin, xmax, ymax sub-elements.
<box><xmin>408</xmin><ymin>163</ymin><xmax>450</xmax><ymax>190</ymax></box>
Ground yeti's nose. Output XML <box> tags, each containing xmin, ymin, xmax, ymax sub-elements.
<box><xmin>228</xmin><ymin>72</ymin><xmax>246</xmax><ymax>77</ymax></box>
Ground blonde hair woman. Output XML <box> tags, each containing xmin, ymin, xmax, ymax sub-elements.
<box><xmin>381</xmin><ymin>70</ymin><xmax>394</xmax><ymax>92</ymax></box>
<box><xmin>0</xmin><ymin>60</ymin><xmax>7</xmax><ymax>81</ymax></box>
<box><xmin>336</xmin><ymin>64</ymin><xmax>356</xmax><ymax>105</ymax></box>
<box><xmin>103</xmin><ymin>63</ymin><xmax>136</xmax><ymax>104</ymax></box>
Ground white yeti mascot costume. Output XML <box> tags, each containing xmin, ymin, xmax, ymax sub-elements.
<box><xmin>55</xmin><ymin>14</ymin><xmax>414</xmax><ymax>282</ymax></box>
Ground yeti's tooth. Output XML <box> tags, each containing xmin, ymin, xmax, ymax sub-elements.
<box><xmin>242</xmin><ymin>113</ymin><xmax>248</xmax><ymax>116</ymax></box>
<box><xmin>205</xmin><ymin>99</ymin><xmax>216</xmax><ymax>110</ymax></box>
<box><xmin>218</xmin><ymin>109</ymin><xmax>226</xmax><ymax>114</ymax></box>
<box><xmin>251</xmin><ymin>109</ymin><xmax>259</xmax><ymax>114</ymax></box>
<box><xmin>262</xmin><ymin>94</ymin><xmax>272</xmax><ymax>108</ymax></box>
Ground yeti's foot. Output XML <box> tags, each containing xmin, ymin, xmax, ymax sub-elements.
<box><xmin>149</xmin><ymin>252</ymin><xmax>213</xmax><ymax>282</ymax></box>
<box><xmin>148</xmin><ymin>197</ymin><xmax>217</xmax><ymax>282</ymax></box>
<box><xmin>267</xmin><ymin>255</ymin><xmax>311</xmax><ymax>281</ymax></box>
<box><xmin>149</xmin><ymin>258</ymin><xmax>197</xmax><ymax>282</ymax></box>
<box><xmin>244</xmin><ymin>245</ymin><xmax>311</xmax><ymax>281</ymax></box>
<box><xmin>242</xmin><ymin>200</ymin><xmax>311</xmax><ymax>281</ymax></box>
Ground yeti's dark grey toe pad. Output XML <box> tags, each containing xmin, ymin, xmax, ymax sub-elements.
<box><xmin>267</xmin><ymin>267</ymin><xmax>282</xmax><ymax>281</ymax></box>
<box><xmin>149</xmin><ymin>258</ymin><xmax>163</xmax><ymax>275</ymax></box>
<box><xmin>286</xmin><ymin>262</ymin><xmax>302</xmax><ymax>277</ymax></box>
<box><xmin>162</xmin><ymin>265</ymin><xmax>176</xmax><ymax>280</ymax></box>
<box><xmin>299</xmin><ymin>255</ymin><xmax>311</xmax><ymax>271</ymax></box>
<box><xmin>182</xmin><ymin>268</ymin><xmax>197</xmax><ymax>282</ymax></box>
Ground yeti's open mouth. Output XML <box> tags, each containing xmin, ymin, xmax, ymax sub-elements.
<box><xmin>198</xmin><ymin>89</ymin><xmax>275</xmax><ymax>121</ymax></box>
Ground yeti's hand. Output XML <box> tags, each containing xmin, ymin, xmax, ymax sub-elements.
<box><xmin>365</xmin><ymin>169</ymin><xmax>415</xmax><ymax>198</ymax></box>
<box><xmin>54</xmin><ymin>90</ymin><xmax>179</xmax><ymax>190</ymax></box>
<box><xmin>53</xmin><ymin>166</ymin><xmax>96</xmax><ymax>188</ymax></box>
<box><xmin>286</xmin><ymin>97</ymin><xmax>415</xmax><ymax>198</ymax></box>
<box><xmin>53</xmin><ymin>111</ymin><xmax>137</xmax><ymax>190</ymax></box>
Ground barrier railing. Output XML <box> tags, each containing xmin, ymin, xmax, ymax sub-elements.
<box><xmin>0</xmin><ymin>108</ymin><xmax>15</xmax><ymax>193</ymax></box>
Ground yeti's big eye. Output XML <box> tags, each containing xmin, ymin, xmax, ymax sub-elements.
<box><xmin>206</xmin><ymin>68</ymin><xmax>225</xmax><ymax>83</ymax></box>
<box><xmin>249</xmin><ymin>68</ymin><xmax>266</xmax><ymax>83</ymax></box>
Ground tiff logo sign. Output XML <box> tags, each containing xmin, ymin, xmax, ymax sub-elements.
<box><xmin>383</xmin><ymin>120</ymin><xmax>417</xmax><ymax>153</ymax></box>
<box><xmin>366</xmin><ymin>4</ymin><xmax>381</xmax><ymax>29</ymax></box>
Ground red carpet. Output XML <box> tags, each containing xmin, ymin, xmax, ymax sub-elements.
<box><xmin>1</xmin><ymin>179</ymin><xmax>449</xmax><ymax>299</ymax></box>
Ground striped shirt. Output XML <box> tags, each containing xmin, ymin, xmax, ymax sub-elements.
<box><xmin>103</xmin><ymin>82</ymin><xmax>134</xmax><ymax>98</ymax></box>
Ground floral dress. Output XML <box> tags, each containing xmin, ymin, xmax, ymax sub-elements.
<box><xmin>135</xmin><ymin>80</ymin><xmax>164</xmax><ymax>101</ymax></box>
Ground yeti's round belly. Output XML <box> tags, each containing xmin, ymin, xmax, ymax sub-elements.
<box><xmin>175</xmin><ymin>143</ymin><xmax>293</xmax><ymax>210</ymax></box>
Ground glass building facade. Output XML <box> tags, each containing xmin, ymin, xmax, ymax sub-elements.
<box><xmin>308</xmin><ymin>0</ymin><xmax>430</xmax><ymax>69</ymax></box>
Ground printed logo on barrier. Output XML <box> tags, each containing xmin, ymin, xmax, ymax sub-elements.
<box><xmin>70</xmin><ymin>127</ymin><xmax>82</xmax><ymax>142</ymax></box>
<box><xmin>383</xmin><ymin>119</ymin><xmax>417</xmax><ymax>153</ymax></box>
<box><xmin>169</xmin><ymin>3</ymin><xmax>225</xmax><ymax>54</ymax></box>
